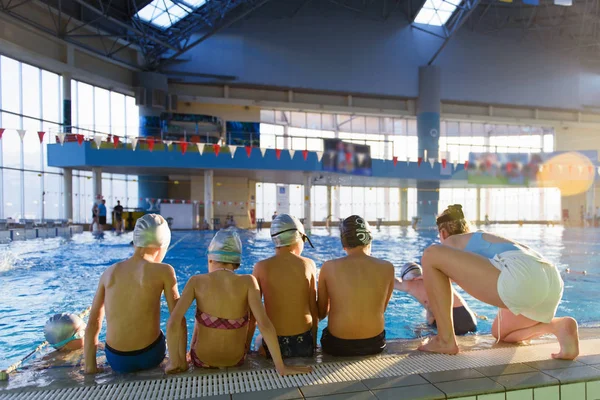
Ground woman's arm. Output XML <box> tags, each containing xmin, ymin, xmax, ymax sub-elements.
<box><xmin>247</xmin><ymin>276</ymin><xmax>312</xmax><ymax>376</ymax></box>
<box><xmin>165</xmin><ymin>277</ymin><xmax>196</xmax><ymax>374</ymax></box>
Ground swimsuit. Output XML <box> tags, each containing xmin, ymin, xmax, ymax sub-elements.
<box><xmin>104</xmin><ymin>331</ymin><xmax>166</xmax><ymax>373</ymax></box>
<box><xmin>190</xmin><ymin>308</ymin><xmax>249</xmax><ymax>368</ymax></box>
<box><xmin>263</xmin><ymin>329</ymin><xmax>315</xmax><ymax>359</ymax></box>
<box><xmin>431</xmin><ymin>306</ymin><xmax>477</xmax><ymax>335</ymax></box>
<box><xmin>465</xmin><ymin>232</ymin><xmax>563</xmax><ymax>324</ymax></box>
<box><xmin>321</xmin><ymin>328</ymin><xmax>386</xmax><ymax>357</ymax></box>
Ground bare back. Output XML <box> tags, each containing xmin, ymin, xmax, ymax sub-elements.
<box><xmin>103</xmin><ymin>259</ymin><xmax>173</xmax><ymax>351</ymax></box>
<box><xmin>254</xmin><ymin>253</ymin><xmax>316</xmax><ymax>336</ymax></box>
<box><xmin>191</xmin><ymin>271</ymin><xmax>253</xmax><ymax>367</ymax></box>
<box><xmin>319</xmin><ymin>254</ymin><xmax>394</xmax><ymax>339</ymax></box>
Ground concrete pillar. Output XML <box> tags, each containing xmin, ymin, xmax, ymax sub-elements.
<box><xmin>327</xmin><ymin>186</ymin><xmax>333</xmax><ymax>219</ymax></box>
<box><xmin>476</xmin><ymin>187</ymin><xmax>482</xmax><ymax>223</ymax></box>
<box><xmin>204</xmin><ymin>170</ymin><xmax>214</xmax><ymax>229</ymax></box>
<box><xmin>332</xmin><ymin>185</ymin><xmax>341</xmax><ymax>221</ymax></box>
<box><xmin>62</xmin><ymin>72</ymin><xmax>72</xmax><ymax>133</ymax></box>
<box><xmin>92</xmin><ymin>168</ymin><xmax>102</xmax><ymax>200</ymax></box>
<box><xmin>138</xmin><ymin>175</ymin><xmax>169</xmax><ymax>210</ymax></box>
<box><xmin>400</xmin><ymin>188</ymin><xmax>408</xmax><ymax>222</ymax></box>
<box><xmin>303</xmin><ymin>173</ymin><xmax>312</xmax><ymax>232</ymax></box>
<box><xmin>63</xmin><ymin>168</ymin><xmax>73</xmax><ymax>222</ymax></box>
<box><xmin>417</xmin><ymin>66</ymin><xmax>441</xmax><ymax>227</ymax></box>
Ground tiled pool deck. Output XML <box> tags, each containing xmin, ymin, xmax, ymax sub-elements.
<box><xmin>1</xmin><ymin>330</ymin><xmax>600</xmax><ymax>400</ymax></box>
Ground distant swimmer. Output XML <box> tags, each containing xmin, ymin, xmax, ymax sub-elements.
<box><xmin>394</xmin><ymin>262</ymin><xmax>476</xmax><ymax>335</ymax></box>
<box><xmin>418</xmin><ymin>204</ymin><xmax>579</xmax><ymax>360</ymax></box>
<box><xmin>44</xmin><ymin>313</ymin><xmax>86</xmax><ymax>351</ymax></box>
<box><xmin>84</xmin><ymin>214</ymin><xmax>186</xmax><ymax>374</ymax></box>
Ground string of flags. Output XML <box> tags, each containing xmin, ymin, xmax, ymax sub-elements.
<box><xmin>0</xmin><ymin>129</ymin><xmax>598</xmax><ymax>177</ymax></box>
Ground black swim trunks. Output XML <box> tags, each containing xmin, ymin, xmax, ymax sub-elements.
<box><xmin>431</xmin><ymin>306</ymin><xmax>477</xmax><ymax>335</ymax></box>
<box><xmin>99</xmin><ymin>216</ymin><xmax>107</xmax><ymax>225</ymax></box>
<box><xmin>263</xmin><ymin>329</ymin><xmax>314</xmax><ymax>358</ymax></box>
<box><xmin>321</xmin><ymin>328</ymin><xmax>386</xmax><ymax>357</ymax></box>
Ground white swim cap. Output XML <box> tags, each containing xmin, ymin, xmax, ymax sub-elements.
<box><xmin>44</xmin><ymin>313</ymin><xmax>86</xmax><ymax>349</ymax></box>
<box><xmin>133</xmin><ymin>214</ymin><xmax>171</xmax><ymax>248</ymax></box>
<box><xmin>270</xmin><ymin>214</ymin><xmax>313</xmax><ymax>248</ymax></box>
<box><xmin>208</xmin><ymin>228</ymin><xmax>242</xmax><ymax>264</ymax></box>
<box><xmin>400</xmin><ymin>262</ymin><xmax>422</xmax><ymax>281</ymax></box>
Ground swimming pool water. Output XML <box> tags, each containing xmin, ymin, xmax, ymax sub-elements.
<box><xmin>1</xmin><ymin>225</ymin><xmax>599</xmax><ymax>369</ymax></box>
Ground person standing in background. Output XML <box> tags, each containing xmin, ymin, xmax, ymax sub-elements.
<box><xmin>91</xmin><ymin>203</ymin><xmax>99</xmax><ymax>232</ymax></box>
<box><xmin>98</xmin><ymin>200</ymin><xmax>107</xmax><ymax>232</ymax></box>
<box><xmin>114</xmin><ymin>201</ymin><xmax>124</xmax><ymax>233</ymax></box>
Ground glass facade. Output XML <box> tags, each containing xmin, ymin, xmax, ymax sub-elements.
<box><xmin>0</xmin><ymin>55</ymin><xmax>139</xmax><ymax>223</ymax></box>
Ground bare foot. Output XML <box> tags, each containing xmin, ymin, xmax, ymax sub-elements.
<box><xmin>551</xmin><ymin>317</ymin><xmax>579</xmax><ymax>360</ymax></box>
<box><xmin>418</xmin><ymin>335</ymin><xmax>459</xmax><ymax>355</ymax></box>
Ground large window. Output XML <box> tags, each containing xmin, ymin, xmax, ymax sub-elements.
<box><xmin>0</xmin><ymin>55</ymin><xmax>138</xmax><ymax>222</ymax></box>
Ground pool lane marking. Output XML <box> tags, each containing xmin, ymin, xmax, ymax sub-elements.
<box><xmin>168</xmin><ymin>234</ymin><xmax>191</xmax><ymax>252</ymax></box>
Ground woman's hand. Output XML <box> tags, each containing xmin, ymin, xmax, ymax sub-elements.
<box><xmin>276</xmin><ymin>365</ymin><xmax>312</xmax><ymax>376</ymax></box>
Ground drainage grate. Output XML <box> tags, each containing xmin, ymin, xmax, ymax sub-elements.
<box><xmin>1</xmin><ymin>338</ymin><xmax>598</xmax><ymax>399</ymax></box>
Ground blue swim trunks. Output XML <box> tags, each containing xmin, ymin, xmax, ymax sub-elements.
<box><xmin>105</xmin><ymin>331</ymin><xmax>166</xmax><ymax>373</ymax></box>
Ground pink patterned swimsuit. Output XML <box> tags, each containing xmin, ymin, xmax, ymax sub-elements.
<box><xmin>190</xmin><ymin>309</ymin><xmax>249</xmax><ymax>368</ymax></box>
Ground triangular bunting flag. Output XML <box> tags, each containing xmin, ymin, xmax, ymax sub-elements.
<box><xmin>245</xmin><ymin>146</ymin><xmax>252</xmax><ymax>158</ymax></box>
<box><xmin>464</xmin><ymin>160</ymin><xmax>470</xmax><ymax>170</ymax></box>
<box><xmin>76</xmin><ymin>134</ymin><xmax>84</xmax><ymax>146</ymax></box>
<box><xmin>302</xmin><ymin>149</ymin><xmax>309</xmax><ymax>161</ymax></box>
<box><xmin>93</xmin><ymin>136</ymin><xmax>103</xmax><ymax>149</ymax></box>
<box><xmin>37</xmin><ymin>131</ymin><xmax>45</xmax><ymax>143</ymax></box>
<box><xmin>196</xmin><ymin>143</ymin><xmax>204</xmax><ymax>155</ymax></box>
<box><xmin>164</xmin><ymin>140</ymin><xmax>172</xmax><ymax>150</ymax></box>
<box><xmin>17</xmin><ymin>129</ymin><xmax>26</xmax><ymax>141</ymax></box>
<box><xmin>345</xmin><ymin>152</ymin><xmax>352</xmax><ymax>163</ymax></box>
<box><xmin>453</xmin><ymin>160</ymin><xmax>459</xmax><ymax>170</ymax></box>
<box><xmin>417</xmin><ymin>157</ymin><xmax>423</xmax><ymax>167</ymax></box>
<box><xmin>229</xmin><ymin>145</ymin><xmax>238</xmax><ymax>158</ymax></box>
<box><xmin>0</xmin><ymin>128</ymin><xmax>4</xmax><ymax>139</ymax></box>
<box><xmin>568</xmin><ymin>165</ymin><xmax>573</xmax><ymax>174</ymax></box>
<box><xmin>57</xmin><ymin>133</ymin><xmax>66</xmax><ymax>146</ymax></box>
<box><xmin>441</xmin><ymin>159</ymin><xmax>447</xmax><ymax>169</ymax></box>
<box><xmin>538</xmin><ymin>165</ymin><xmax>544</xmax><ymax>173</ymax></box>
<box><xmin>393</xmin><ymin>156</ymin><xmax>398</xmax><ymax>166</ymax></box>
<box><xmin>428</xmin><ymin>158</ymin><xmax>435</xmax><ymax>168</ymax></box>
<box><xmin>130</xmin><ymin>137</ymin><xmax>138</xmax><ymax>151</ymax></box>
<box><xmin>578</xmin><ymin>165</ymin><xmax>584</xmax><ymax>175</ymax></box>
<box><xmin>213</xmin><ymin>144</ymin><xmax>220</xmax><ymax>157</ymax></box>
<box><xmin>357</xmin><ymin>153</ymin><xmax>366</xmax><ymax>165</ymax></box>
<box><xmin>289</xmin><ymin>149</ymin><xmax>296</xmax><ymax>159</ymax></box>
<box><xmin>597</xmin><ymin>167</ymin><xmax>600</xmax><ymax>175</ymax></box>
<box><xmin>113</xmin><ymin>135</ymin><xmax>120</xmax><ymax>149</ymax></box>
<box><xmin>181</xmin><ymin>142</ymin><xmax>188</xmax><ymax>155</ymax></box>
<box><xmin>316</xmin><ymin>151</ymin><xmax>324</xmax><ymax>162</ymax></box>
<box><xmin>558</xmin><ymin>164</ymin><xmax>564</xmax><ymax>173</ymax></box>
<box><xmin>274</xmin><ymin>148</ymin><xmax>281</xmax><ymax>159</ymax></box>
<box><xmin>589</xmin><ymin>165</ymin><xmax>594</xmax><ymax>175</ymax></box>
<box><xmin>147</xmin><ymin>137</ymin><xmax>155</xmax><ymax>152</ymax></box>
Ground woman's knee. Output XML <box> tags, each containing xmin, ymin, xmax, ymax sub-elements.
<box><xmin>422</xmin><ymin>244</ymin><xmax>443</xmax><ymax>267</ymax></box>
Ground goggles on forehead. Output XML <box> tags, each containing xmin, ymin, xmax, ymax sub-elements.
<box><xmin>271</xmin><ymin>228</ymin><xmax>315</xmax><ymax>248</ymax></box>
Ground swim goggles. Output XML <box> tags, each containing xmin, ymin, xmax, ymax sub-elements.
<box><xmin>51</xmin><ymin>328</ymin><xmax>84</xmax><ymax>349</ymax></box>
<box><xmin>436</xmin><ymin>204</ymin><xmax>465</xmax><ymax>225</ymax></box>
<box><xmin>400</xmin><ymin>263</ymin><xmax>422</xmax><ymax>280</ymax></box>
<box><xmin>270</xmin><ymin>228</ymin><xmax>315</xmax><ymax>248</ymax></box>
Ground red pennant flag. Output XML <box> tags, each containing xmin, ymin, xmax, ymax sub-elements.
<box><xmin>0</xmin><ymin>128</ymin><xmax>4</xmax><ymax>140</ymax></box>
<box><xmin>147</xmin><ymin>137</ymin><xmax>155</xmax><ymax>152</ymax></box>
<box><xmin>303</xmin><ymin>149</ymin><xmax>309</xmax><ymax>161</ymax></box>
<box><xmin>275</xmin><ymin>149</ymin><xmax>282</xmax><ymax>160</ymax></box>
<box><xmin>112</xmin><ymin>135</ymin><xmax>120</xmax><ymax>148</ymax></box>
<box><xmin>485</xmin><ymin>159</ymin><xmax>492</xmax><ymax>170</ymax></box>
<box><xmin>506</xmin><ymin>163</ymin><xmax>513</xmax><ymax>173</ymax></box>
<box><xmin>245</xmin><ymin>146</ymin><xmax>252</xmax><ymax>158</ymax></box>
<box><xmin>213</xmin><ymin>144</ymin><xmax>221</xmax><ymax>157</ymax></box>
<box><xmin>464</xmin><ymin>160</ymin><xmax>469</xmax><ymax>170</ymax></box>
<box><xmin>441</xmin><ymin>159</ymin><xmax>447</xmax><ymax>168</ymax></box>
<box><xmin>418</xmin><ymin>157</ymin><xmax>423</xmax><ymax>167</ymax></box>
<box><xmin>568</xmin><ymin>165</ymin><xmax>573</xmax><ymax>174</ymax></box>
<box><xmin>548</xmin><ymin>164</ymin><xmax>553</xmax><ymax>173</ymax></box>
<box><xmin>393</xmin><ymin>156</ymin><xmax>398</xmax><ymax>166</ymax></box>
<box><xmin>589</xmin><ymin>165</ymin><xmax>594</xmax><ymax>175</ymax></box>
<box><xmin>76</xmin><ymin>134</ymin><xmax>84</xmax><ymax>146</ymax></box>
<box><xmin>37</xmin><ymin>131</ymin><xmax>45</xmax><ymax>143</ymax></box>
<box><xmin>180</xmin><ymin>142</ymin><xmax>188</xmax><ymax>155</ymax></box>
<box><xmin>345</xmin><ymin>152</ymin><xmax>352</xmax><ymax>163</ymax></box>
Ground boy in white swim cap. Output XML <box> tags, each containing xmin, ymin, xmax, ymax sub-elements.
<box><xmin>251</xmin><ymin>214</ymin><xmax>317</xmax><ymax>358</ymax></box>
<box><xmin>394</xmin><ymin>262</ymin><xmax>477</xmax><ymax>335</ymax></box>
<box><xmin>84</xmin><ymin>214</ymin><xmax>187</xmax><ymax>374</ymax></box>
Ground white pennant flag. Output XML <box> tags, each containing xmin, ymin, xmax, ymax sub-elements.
<box><xmin>578</xmin><ymin>165</ymin><xmax>584</xmax><ymax>175</ymax></box>
<box><xmin>289</xmin><ymin>149</ymin><xmax>296</xmax><ymax>159</ymax></box>
<box><xmin>316</xmin><ymin>151</ymin><xmax>324</xmax><ymax>162</ymax></box>
<box><xmin>429</xmin><ymin>158</ymin><xmax>435</xmax><ymax>168</ymax></box>
<box><xmin>357</xmin><ymin>153</ymin><xmax>366</xmax><ymax>165</ymax></box>
<box><xmin>260</xmin><ymin>148</ymin><xmax>268</xmax><ymax>157</ymax></box>
<box><xmin>558</xmin><ymin>164</ymin><xmax>564</xmax><ymax>173</ymax></box>
<box><xmin>538</xmin><ymin>165</ymin><xmax>544</xmax><ymax>173</ymax></box>
<box><xmin>94</xmin><ymin>135</ymin><xmax>103</xmax><ymax>149</ymax></box>
<box><xmin>197</xmin><ymin>143</ymin><xmax>204</xmax><ymax>155</ymax></box>
<box><xmin>229</xmin><ymin>145</ymin><xmax>238</xmax><ymax>158</ymax></box>
<box><xmin>17</xmin><ymin>129</ymin><xmax>26</xmax><ymax>141</ymax></box>
<box><xmin>169</xmin><ymin>199</ymin><xmax>174</xmax><ymax>204</ymax></box>
<box><xmin>130</xmin><ymin>137</ymin><xmax>138</xmax><ymax>151</ymax></box>
<box><xmin>164</xmin><ymin>140</ymin><xmax>172</xmax><ymax>149</ymax></box>
<box><xmin>57</xmin><ymin>133</ymin><xmax>66</xmax><ymax>146</ymax></box>
<box><xmin>453</xmin><ymin>160</ymin><xmax>459</xmax><ymax>170</ymax></box>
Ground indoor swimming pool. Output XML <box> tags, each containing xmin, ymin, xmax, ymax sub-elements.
<box><xmin>1</xmin><ymin>225</ymin><xmax>599</xmax><ymax>371</ymax></box>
